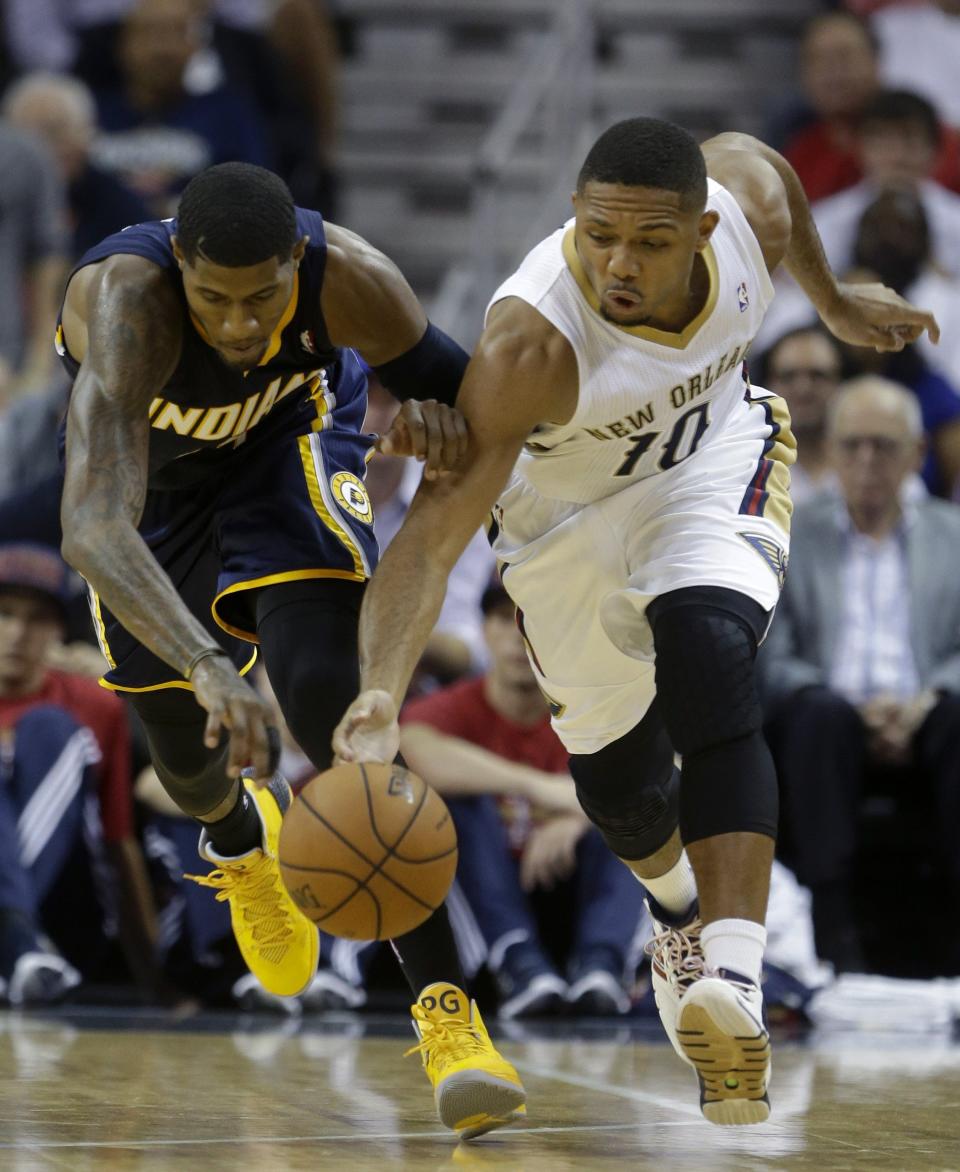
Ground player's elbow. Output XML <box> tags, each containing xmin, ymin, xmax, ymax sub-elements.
<box><xmin>60</xmin><ymin>526</ymin><xmax>95</xmax><ymax>577</ymax></box>
<box><xmin>60</xmin><ymin>507</ymin><xmax>112</xmax><ymax>578</ymax></box>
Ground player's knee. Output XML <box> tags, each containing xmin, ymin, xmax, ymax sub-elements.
<box><xmin>649</xmin><ymin>589</ymin><xmax>766</xmax><ymax>758</ymax></box>
<box><xmin>569</xmin><ymin>710</ymin><xmax>678</xmax><ymax>860</ymax></box>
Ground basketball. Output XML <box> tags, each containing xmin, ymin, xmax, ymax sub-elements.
<box><xmin>277</xmin><ymin>762</ymin><xmax>458</xmax><ymax>940</ymax></box>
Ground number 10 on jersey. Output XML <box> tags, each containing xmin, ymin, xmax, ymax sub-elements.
<box><xmin>614</xmin><ymin>402</ymin><xmax>711</xmax><ymax>477</ymax></box>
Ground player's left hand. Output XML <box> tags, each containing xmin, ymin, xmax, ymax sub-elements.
<box><xmin>332</xmin><ymin>688</ymin><xmax>400</xmax><ymax>765</ymax></box>
<box><xmin>376</xmin><ymin>399</ymin><xmax>468</xmax><ymax>480</ymax></box>
<box><xmin>820</xmin><ymin>281</ymin><xmax>940</xmax><ymax>353</ymax></box>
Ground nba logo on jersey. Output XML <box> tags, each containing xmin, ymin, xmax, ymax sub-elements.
<box><xmin>737</xmin><ymin>281</ymin><xmax>749</xmax><ymax>312</ymax></box>
<box><xmin>300</xmin><ymin>329</ymin><xmax>318</xmax><ymax>354</ymax></box>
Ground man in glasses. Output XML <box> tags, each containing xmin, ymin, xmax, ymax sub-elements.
<box><xmin>760</xmin><ymin>375</ymin><xmax>960</xmax><ymax>973</ymax></box>
<box><xmin>764</xmin><ymin>327</ymin><xmax>844</xmax><ymax>504</ymax></box>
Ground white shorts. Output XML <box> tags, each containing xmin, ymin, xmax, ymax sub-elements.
<box><xmin>493</xmin><ymin>391</ymin><xmax>793</xmax><ymax>755</ymax></box>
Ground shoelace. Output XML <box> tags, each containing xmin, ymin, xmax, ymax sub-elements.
<box><xmin>645</xmin><ymin>920</ymin><xmax>706</xmax><ymax>992</ymax></box>
<box><xmin>404</xmin><ymin>1009</ymin><xmax>489</xmax><ymax>1067</ymax></box>
<box><xmin>185</xmin><ymin>855</ymin><xmax>294</xmax><ymax>948</ymax></box>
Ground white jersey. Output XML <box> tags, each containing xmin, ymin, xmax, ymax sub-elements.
<box><xmin>487</xmin><ymin>178</ymin><xmax>775</xmax><ymax>505</ymax></box>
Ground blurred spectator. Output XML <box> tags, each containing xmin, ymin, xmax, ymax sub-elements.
<box><xmin>0</xmin><ymin>542</ymin><xmax>157</xmax><ymax>1002</ymax></box>
<box><xmin>852</xmin><ymin>185</ymin><xmax>960</xmax><ymax>387</ymax></box>
<box><xmin>814</xmin><ymin>90</ymin><xmax>960</xmax><ymax>277</ymax></box>
<box><xmin>759</xmin><ymin>378</ymin><xmax>960</xmax><ymax>972</ymax></box>
<box><xmin>768</xmin><ymin>11</ymin><xmax>960</xmax><ymax>200</ymax></box>
<box><xmin>400</xmin><ymin>581</ymin><xmax>645</xmax><ymax>1018</ymax></box>
<box><xmin>5</xmin><ymin>0</ymin><xmax>340</xmax><ymax>216</ymax></box>
<box><xmin>90</xmin><ymin>0</ymin><xmax>270</xmax><ymax>217</ymax></box>
<box><xmin>0</xmin><ymin>381</ymin><xmax>67</xmax><ymax>503</ymax></box>
<box><xmin>365</xmin><ymin>374</ymin><xmax>495</xmax><ymax>683</ymax></box>
<box><xmin>873</xmin><ymin>1</ymin><xmax>960</xmax><ymax>126</ymax></box>
<box><xmin>770</xmin><ymin>10</ymin><xmax>880</xmax><ymax>202</ymax></box>
<box><xmin>0</xmin><ymin>121</ymin><xmax>69</xmax><ymax>406</ymax></box>
<box><xmin>3</xmin><ymin>72</ymin><xmax>149</xmax><ymax>260</ymax></box>
<box><xmin>763</xmin><ymin>328</ymin><xmax>844</xmax><ymax>506</ymax></box>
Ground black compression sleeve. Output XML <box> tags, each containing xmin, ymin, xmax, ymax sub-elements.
<box><xmin>372</xmin><ymin>322</ymin><xmax>468</xmax><ymax>407</ymax></box>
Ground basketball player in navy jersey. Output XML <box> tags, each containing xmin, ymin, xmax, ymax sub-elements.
<box><xmin>335</xmin><ymin>119</ymin><xmax>939</xmax><ymax>1125</ymax></box>
<box><xmin>58</xmin><ymin>162</ymin><xmax>525</xmax><ymax>1139</ymax></box>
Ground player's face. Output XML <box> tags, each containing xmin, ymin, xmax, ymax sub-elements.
<box><xmin>0</xmin><ymin>591</ymin><xmax>64</xmax><ymax>694</ymax></box>
<box><xmin>572</xmin><ymin>183</ymin><xmax>717</xmax><ymax>329</ymax></box>
<box><xmin>175</xmin><ymin>238</ymin><xmax>307</xmax><ymax>370</ymax></box>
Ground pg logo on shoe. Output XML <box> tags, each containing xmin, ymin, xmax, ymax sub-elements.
<box><xmin>421</xmin><ymin>988</ymin><xmax>464</xmax><ymax>1015</ymax></box>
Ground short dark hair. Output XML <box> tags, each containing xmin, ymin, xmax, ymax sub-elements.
<box><xmin>576</xmin><ymin>117</ymin><xmax>707</xmax><ymax>211</ymax></box>
<box><xmin>860</xmin><ymin>89</ymin><xmax>941</xmax><ymax>146</ymax></box>
<box><xmin>176</xmin><ymin>162</ymin><xmax>298</xmax><ymax>267</ymax></box>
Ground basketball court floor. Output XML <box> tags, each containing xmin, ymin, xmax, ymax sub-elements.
<box><xmin>1</xmin><ymin>1007</ymin><xmax>957</xmax><ymax>1170</ymax></box>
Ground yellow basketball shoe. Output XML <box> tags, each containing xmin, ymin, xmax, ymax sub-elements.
<box><xmin>406</xmin><ymin>982</ymin><xmax>527</xmax><ymax>1140</ymax></box>
<box><xmin>186</xmin><ymin>776</ymin><xmax>319</xmax><ymax>997</ymax></box>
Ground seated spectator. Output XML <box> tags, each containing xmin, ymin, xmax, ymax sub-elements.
<box><xmin>90</xmin><ymin>0</ymin><xmax>270</xmax><ymax>217</ymax></box>
<box><xmin>0</xmin><ymin>121</ymin><xmax>69</xmax><ymax>406</ymax></box>
<box><xmin>852</xmin><ymin>185</ymin><xmax>960</xmax><ymax>389</ymax></box>
<box><xmin>759</xmin><ymin>378</ymin><xmax>960</xmax><ymax>973</ymax></box>
<box><xmin>756</xmin><ymin>88</ymin><xmax>960</xmax><ymax>354</ymax></box>
<box><xmin>873</xmin><ymin>1</ymin><xmax>960</xmax><ymax>129</ymax></box>
<box><xmin>399</xmin><ymin>581</ymin><xmax>645</xmax><ymax>1018</ymax></box>
<box><xmin>0</xmin><ymin>543</ymin><xmax>157</xmax><ymax>1003</ymax></box>
<box><xmin>770</xmin><ymin>10</ymin><xmax>880</xmax><ymax>202</ymax></box>
<box><xmin>365</xmin><ymin>374</ymin><xmax>495</xmax><ymax>684</ymax></box>
<box><xmin>3</xmin><ymin>72</ymin><xmax>150</xmax><ymax>260</ymax></box>
<box><xmin>815</xmin><ymin>90</ymin><xmax>960</xmax><ymax>277</ymax></box>
<box><xmin>762</xmin><ymin>328</ymin><xmax>844</xmax><ymax>506</ymax></box>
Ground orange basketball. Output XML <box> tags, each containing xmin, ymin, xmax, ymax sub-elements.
<box><xmin>278</xmin><ymin>762</ymin><xmax>458</xmax><ymax>940</ymax></box>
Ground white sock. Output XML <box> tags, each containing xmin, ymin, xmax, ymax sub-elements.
<box><xmin>701</xmin><ymin>918</ymin><xmax>767</xmax><ymax>985</ymax></box>
<box><xmin>633</xmin><ymin>850</ymin><xmax>698</xmax><ymax>918</ymax></box>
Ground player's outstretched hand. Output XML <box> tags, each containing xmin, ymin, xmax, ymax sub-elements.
<box><xmin>191</xmin><ymin>656</ymin><xmax>280</xmax><ymax>782</ymax></box>
<box><xmin>332</xmin><ymin>689</ymin><xmax>400</xmax><ymax>765</ymax></box>
<box><xmin>376</xmin><ymin>399</ymin><xmax>469</xmax><ymax>480</ymax></box>
<box><xmin>820</xmin><ymin>281</ymin><xmax>940</xmax><ymax>352</ymax></box>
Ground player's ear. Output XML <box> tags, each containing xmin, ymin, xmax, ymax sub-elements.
<box><xmin>292</xmin><ymin>236</ymin><xmax>309</xmax><ymax>266</ymax></box>
<box><xmin>695</xmin><ymin>209</ymin><xmax>719</xmax><ymax>251</ymax></box>
<box><xmin>171</xmin><ymin>236</ymin><xmax>186</xmax><ymax>270</ymax></box>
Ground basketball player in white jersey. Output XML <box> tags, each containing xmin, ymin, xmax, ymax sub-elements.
<box><xmin>334</xmin><ymin>118</ymin><xmax>938</xmax><ymax>1125</ymax></box>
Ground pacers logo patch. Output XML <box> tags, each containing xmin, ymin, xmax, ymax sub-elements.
<box><xmin>331</xmin><ymin>472</ymin><xmax>373</xmax><ymax>523</ymax></box>
<box><xmin>738</xmin><ymin>532</ymin><xmax>788</xmax><ymax>590</ymax></box>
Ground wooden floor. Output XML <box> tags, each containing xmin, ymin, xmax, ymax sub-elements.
<box><xmin>0</xmin><ymin>1008</ymin><xmax>958</xmax><ymax>1170</ymax></box>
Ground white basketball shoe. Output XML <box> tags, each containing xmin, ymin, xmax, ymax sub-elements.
<box><xmin>676</xmin><ymin>970</ymin><xmax>771</xmax><ymax>1125</ymax></box>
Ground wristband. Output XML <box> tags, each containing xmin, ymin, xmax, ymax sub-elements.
<box><xmin>184</xmin><ymin>647</ymin><xmax>230</xmax><ymax>681</ymax></box>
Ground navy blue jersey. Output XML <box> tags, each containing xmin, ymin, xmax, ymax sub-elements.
<box><xmin>56</xmin><ymin>208</ymin><xmax>365</xmax><ymax>490</ymax></box>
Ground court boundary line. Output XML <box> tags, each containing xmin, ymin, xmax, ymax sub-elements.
<box><xmin>0</xmin><ymin>1121</ymin><xmax>695</xmax><ymax>1152</ymax></box>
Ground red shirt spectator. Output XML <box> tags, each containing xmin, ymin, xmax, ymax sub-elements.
<box><xmin>402</xmin><ymin>676</ymin><xmax>568</xmax><ymax>854</ymax></box>
<box><xmin>0</xmin><ymin>668</ymin><xmax>132</xmax><ymax>842</ymax></box>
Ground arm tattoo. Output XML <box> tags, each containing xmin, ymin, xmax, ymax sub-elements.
<box><xmin>62</xmin><ymin>266</ymin><xmax>222</xmax><ymax>677</ymax></box>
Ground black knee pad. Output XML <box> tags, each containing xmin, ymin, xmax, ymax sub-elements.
<box><xmin>648</xmin><ymin>587</ymin><xmax>778</xmax><ymax>843</ymax></box>
<box><xmin>569</xmin><ymin>703</ymin><xmax>679</xmax><ymax>860</ymax></box>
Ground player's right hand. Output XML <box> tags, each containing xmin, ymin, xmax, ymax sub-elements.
<box><xmin>191</xmin><ymin>656</ymin><xmax>279</xmax><ymax>781</ymax></box>
<box><xmin>332</xmin><ymin>689</ymin><xmax>400</xmax><ymax>765</ymax></box>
